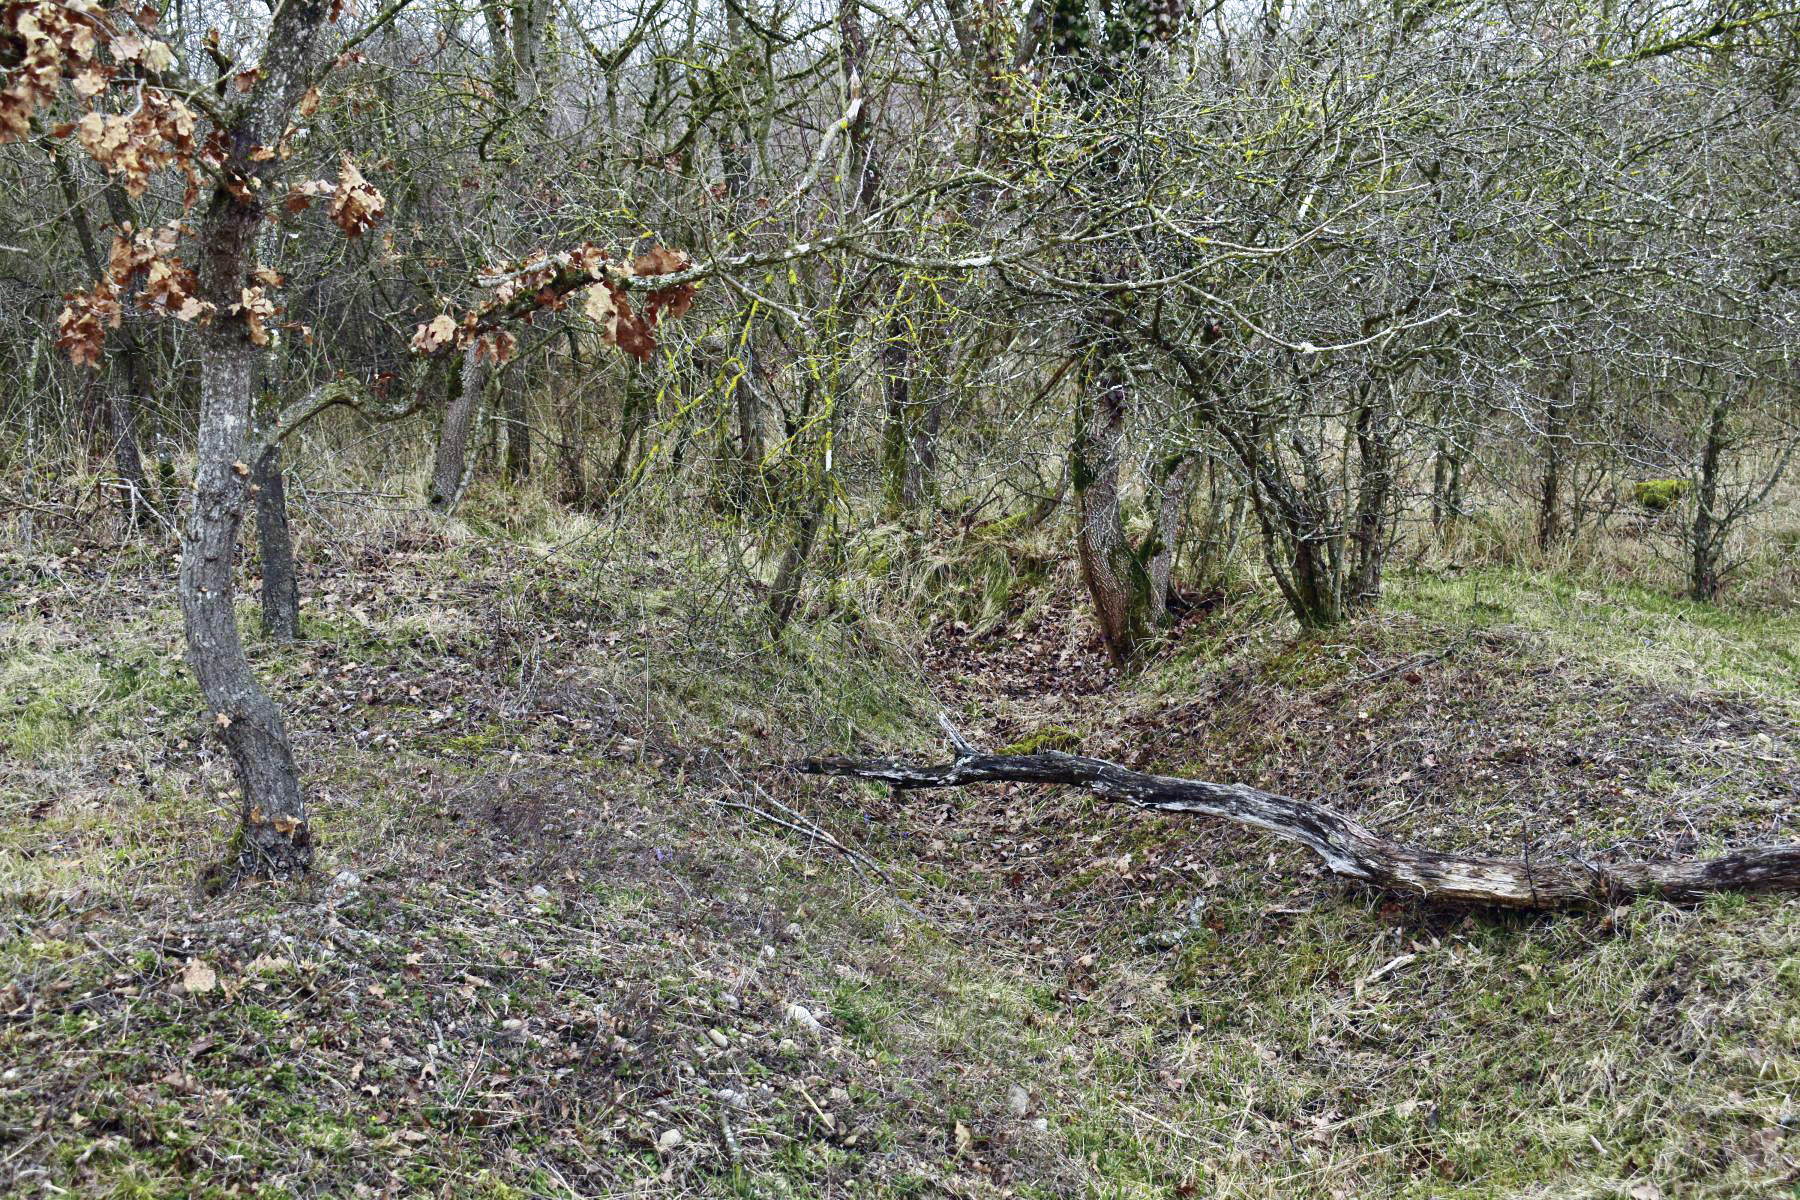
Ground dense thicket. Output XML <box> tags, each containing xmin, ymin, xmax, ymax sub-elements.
<box><xmin>1</xmin><ymin>0</ymin><xmax>1795</xmax><ymax>872</ymax></box>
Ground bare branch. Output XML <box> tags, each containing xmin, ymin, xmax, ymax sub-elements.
<box><xmin>793</xmin><ymin>748</ymin><xmax>1800</xmax><ymax>909</ymax></box>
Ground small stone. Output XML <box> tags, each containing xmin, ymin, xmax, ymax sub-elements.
<box><xmin>1007</xmin><ymin>1083</ymin><xmax>1031</xmax><ymax>1117</ymax></box>
<box><xmin>719</xmin><ymin>991</ymin><xmax>740</xmax><ymax>1010</ymax></box>
<box><xmin>528</xmin><ymin>884</ymin><xmax>551</xmax><ymax>902</ymax></box>
<box><xmin>656</xmin><ymin>1129</ymin><xmax>682</xmax><ymax>1153</ymax></box>
<box><xmin>332</xmin><ymin>870</ymin><xmax>361</xmax><ymax>890</ymax></box>
<box><xmin>783</xmin><ymin>922</ymin><xmax>803</xmax><ymax>939</ymax></box>
<box><xmin>785</xmin><ymin>1003</ymin><xmax>821</xmax><ymax>1031</ymax></box>
<box><xmin>707</xmin><ymin>1028</ymin><xmax>729</xmax><ymax>1048</ymax></box>
<box><xmin>1030</xmin><ymin>1117</ymin><xmax>1049</xmax><ymax>1132</ymax></box>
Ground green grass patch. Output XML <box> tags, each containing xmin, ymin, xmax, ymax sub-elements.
<box><xmin>0</xmin><ymin>634</ymin><xmax>194</xmax><ymax>762</ymax></box>
<box><xmin>1390</xmin><ymin>566</ymin><xmax>1800</xmax><ymax>701</ymax></box>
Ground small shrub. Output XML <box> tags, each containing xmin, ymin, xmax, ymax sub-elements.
<box><xmin>1631</xmin><ymin>479</ymin><xmax>1690</xmax><ymax>513</ymax></box>
<box><xmin>1001</xmin><ymin>726</ymin><xmax>1082</xmax><ymax>754</ymax></box>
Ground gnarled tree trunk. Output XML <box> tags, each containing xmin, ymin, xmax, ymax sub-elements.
<box><xmin>180</xmin><ymin>0</ymin><xmax>334</xmax><ymax>881</ymax></box>
<box><xmin>1074</xmin><ymin>339</ymin><xmax>1153</xmax><ymax>663</ymax></box>
<box><xmin>1689</xmin><ymin>394</ymin><xmax>1730</xmax><ymax>601</ymax></box>
<box><xmin>185</xmin><ymin>322</ymin><xmax>310</xmax><ymax>877</ymax></box>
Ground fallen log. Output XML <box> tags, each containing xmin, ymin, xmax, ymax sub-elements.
<box><xmin>792</xmin><ymin>722</ymin><xmax>1800</xmax><ymax>909</ymax></box>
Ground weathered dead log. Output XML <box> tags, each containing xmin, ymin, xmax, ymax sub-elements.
<box><xmin>792</xmin><ymin>730</ymin><xmax>1800</xmax><ymax>908</ymax></box>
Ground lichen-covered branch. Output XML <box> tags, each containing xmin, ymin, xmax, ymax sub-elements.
<box><xmin>792</xmin><ymin>744</ymin><xmax>1800</xmax><ymax>909</ymax></box>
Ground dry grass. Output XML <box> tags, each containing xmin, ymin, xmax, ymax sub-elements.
<box><xmin>2</xmin><ymin>481</ymin><xmax>1798</xmax><ymax>1198</ymax></box>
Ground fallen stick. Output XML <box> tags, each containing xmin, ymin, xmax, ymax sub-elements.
<box><xmin>791</xmin><ymin>723</ymin><xmax>1800</xmax><ymax>909</ymax></box>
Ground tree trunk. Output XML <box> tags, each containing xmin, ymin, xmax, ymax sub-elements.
<box><xmin>1346</xmin><ymin>395</ymin><xmax>1395</xmax><ymax>610</ymax></box>
<box><xmin>879</xmin><ymin>321</ymin><xmax>934</xmax><ymax>515</ymax></box>
<box><xmin>1232</xmin><ymin>426</ymin><xmax>1346</xmax><ymax>630</ymax></box>
<box><xmin>1147</xmin><ymin>451</ymin><xmax>1195</xmax><ymax>622</ymax></box>
<box><xmin>555</xmin><ymin>387</ymin><xmax>589</xmax><ymax>509</ymax></box>
<box><xmin>1187</xmin><ymin>456</ymin><xmax>1246</xmax><ymax>595</ymax></box>
<box><xmin>718</xmin><ymin>9</ymin><xmax>765</xmax><ymax>498</ymax></box>
<box><xmin>769</xmin><ymin>495</ymin><xmax>825</xmax><ymax>634</ymax></box>
<box><xmin>1074</xmin><ymin>341</ymin><xmax>1153</xmax><ymax>663</ymax></box>
<box><xmin>185</xmin><ymin>298</ymin><xmax>312</xmax><ymax>879</ymax></box>
<box><xmin>105</xmin><ymin>383</ymin><xmax>154</xmax><ymax>527</ymax></box>
<box><xmin>1155</xmin><ymin>337</ymin><xmax>1347</xmax><ymax>629</ymax></box>
<box><xmin>735</xmin><ymin>337</ymin><xmax>765</xmax><ymax>480</ymax></box>
<box><xmin>502</xmin><ymin>369</ymin><xmax>530</xmax><ymax>482</ymax></box>
<box><xmin>796</xmin><ymin>742</ymin><xmax>1800</xmax><ymax>909</ymax></box>
<box><xmin>180</xmin><ymin>0</ymin><xmax>334</xmax><ymax>881</ymax></box>
<box><xmin>255</xmin><ymin>444</ymin><xmax>301</xmax><ymax>641</ymax></box>
<box><xmin>1431</xmin><ymin>401</ymin><xmax>1465</xmax><ymax>535</ymax></box>
<box><xmin>910</xmin><ymin>389</ymin><xmax>942</xmax><ymax>509</ymax></box>
<box><xmin>52</xmin><ymin>152</ymin><xmax>156</xmax><ymax>527</ymax></box>
<box><xmin>429</xmin><ymin>345</ymin><xmax>484</xmax><ymax>511</ymax></box>
<box><xmin>603</xmin><ymin>362</ymin><xmax>653</xmax><ymax>497</ymax></box>
<box><xmin>880</xmin><ymin>353</ymin><xmax>914</xmax><ymax>512</ymax></box>
<box><xmin>482</xmin><ymin>0</ymin><xmax>551</xmax><ymax>145</ymax></box>
<box><xmin>98</xmin><ymin>182</ymin><xmax>158</xmax><ymax>528</ymax></box>
<box><xmin>1537</xmin><ymin>367</ymin><xmax>1572</xmax><ymax>550</ymax></box>
<box><xmin>1689</xmin><ymin>395</ymin><xmax>1730</xmax><ymax>601</ymax></box>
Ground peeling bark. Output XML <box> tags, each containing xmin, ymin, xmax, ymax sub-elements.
<box><xmin>794</xmin><ymin>745</ymin><xmax>1800</xmax><ymax>909</ymax></box>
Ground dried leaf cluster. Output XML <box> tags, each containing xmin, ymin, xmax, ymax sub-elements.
<box><xmin>413</xmin><ymin>243</ymin><xmax>696</xmax><ymax>365</ymax></box>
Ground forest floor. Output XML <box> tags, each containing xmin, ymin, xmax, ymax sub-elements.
<box><xmin>3</xmin><ymin>493</ymin><xmax>1799</xmax><ymax>1199</ymax></box>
